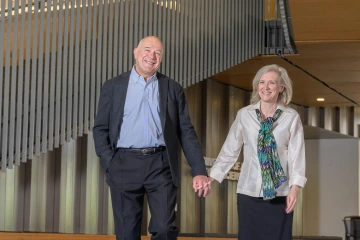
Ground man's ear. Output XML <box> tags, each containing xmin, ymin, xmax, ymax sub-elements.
<box><xmin>133</xmin><ymin>48</ymin><xmax>138</xmax><ymax>59</ymax></box>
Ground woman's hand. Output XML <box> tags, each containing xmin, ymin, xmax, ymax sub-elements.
<box><xmin>286</xmin><ymin>185</ymin><xmax>299</xmax><ymax>213</ymax></box>
<box><xmin>193</xmin><ymin>176</ymin><xmax>214</xmax><ymax>197</ymax></box>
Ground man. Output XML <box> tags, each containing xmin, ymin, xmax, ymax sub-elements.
<box><xmin>93</xmin><ymin>36</ymin><xmax>210</xmax><ymax>240</ymax></box>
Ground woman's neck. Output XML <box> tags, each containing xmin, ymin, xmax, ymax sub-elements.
<box><xmin>260</xmin><ymin>101</ymin><xmax>278</xmax><ymax>119</ymax></box>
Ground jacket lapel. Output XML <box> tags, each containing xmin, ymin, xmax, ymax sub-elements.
<box><xmin>158</xmin><ymin>73</ymin><xmax>168</xmax><ymax>131</ymax></box>
<box><xmin>112</xmin><ymin>72</ymin><xmax>130</xmax><ymax>142</ymax></box>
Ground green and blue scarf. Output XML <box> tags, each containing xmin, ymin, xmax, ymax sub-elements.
<box><xmin>256</xmin><ymin>108</ymin><xmax>287</xmax><ymax>200</ymax></box>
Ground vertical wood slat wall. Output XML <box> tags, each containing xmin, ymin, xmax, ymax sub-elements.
<box><xmin>0</xmin><ymin>0</ymin><xmax>264</xmax><ymax>169</ymax></box>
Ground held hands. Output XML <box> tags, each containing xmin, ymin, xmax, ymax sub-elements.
<box><xmin>193</xmin><ymin>175</ymin><xmax>214</xmax><ymax>197</ymax></box>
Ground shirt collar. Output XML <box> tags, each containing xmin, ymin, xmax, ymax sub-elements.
<box><xmin>130</xmin><ymin>66</ymin><xmax>158</xmax><ymax>84</ymax></box>
<box><xmin>247</xmin><ymin>101</ymin><xmax>290</xmax><ymax>113</ymax></box>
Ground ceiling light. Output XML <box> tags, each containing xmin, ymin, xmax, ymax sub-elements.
<box><xmin>316</xmin><ymin>98</ymin><xmax>325</xmax><ymax>102</ymax></box>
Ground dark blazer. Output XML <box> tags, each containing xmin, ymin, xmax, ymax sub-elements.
<box><xmin>93</xmin><ymin>71</ymin><xmax>207</xmax><ymax>187</ymax></box>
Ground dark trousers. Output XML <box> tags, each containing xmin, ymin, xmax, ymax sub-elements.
<box><xmin>107</xmin><ymin>149</ymin><xmax>178</xmax><ymax>240</ymax></box>
<box><xmin>237</xmin><ymin>193</ymin><xmax>293</xmax><ymax>240</ymax></box>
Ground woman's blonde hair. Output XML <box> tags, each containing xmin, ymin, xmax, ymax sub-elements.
<box><xmin>250</xmin><ymin>64</ymin><xmax>293</xmax><ymax>105</ymax></box>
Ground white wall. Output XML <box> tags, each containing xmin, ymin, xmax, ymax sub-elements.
<box><xmin>303</xmin><ymin>139</ymin><xmax>359</xmax><ymax>238</ymax></box>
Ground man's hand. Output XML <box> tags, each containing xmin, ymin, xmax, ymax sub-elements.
<box><xmin>286</xmin><ymin>185</ymin><xmax>299</xmax><ymax>213</ymax></box>
<box><xmin>193</xmin><ymin>175</ymin><xmax>213</xmax><ymax>197</ymax></box>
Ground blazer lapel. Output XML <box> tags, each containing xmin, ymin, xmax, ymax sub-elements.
<box><xmin>158</xmin><ymin>73</ymin><xmax>168</xmax><ymax>131</ymax></box>
<box><xmin>112</xmin><ymin>72</ymin><xmax>130</xmax><ymax>140</ymax></box>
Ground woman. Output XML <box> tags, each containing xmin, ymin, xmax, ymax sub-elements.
<box><xmin>208</xmin><ymin>64</ymin><xmax>307</xmax><ymax>240</ymax></box>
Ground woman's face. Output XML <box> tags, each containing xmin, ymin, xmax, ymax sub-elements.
<box><xmin>257</xmin><ymin>71</ymin><xmax>284</xmax><ymax>104</ymax></box>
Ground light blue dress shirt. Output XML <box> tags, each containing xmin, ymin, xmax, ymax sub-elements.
<box><xmin>117</xmin><ymin>67</ymin><xmax>165</xmax><ymax>148</ymax></box>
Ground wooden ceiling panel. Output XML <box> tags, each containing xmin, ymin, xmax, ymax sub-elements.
<box><xmin>290</xmin><ymin>0</ymin><xmax>360</xmax><ymax>41</ymax></box>
<box><xmin>211</xmin><ymin>3</ymin><xmax>360</xmax><ymax>108</ymax></box>
<box><xmin>210</xmin><ymin>41</ymin><xmax>360</xmax><ymax>107</ymax></box>
<box><xmin>293</xmin><ymin>93</ymin><xmax>353</xmax><ymax>107</ymax></box>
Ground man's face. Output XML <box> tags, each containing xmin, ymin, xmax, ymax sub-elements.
<box><xmin>133</xmin><ymin>37</ymin><xmax>163</xmax><ymax>79</ymax></box>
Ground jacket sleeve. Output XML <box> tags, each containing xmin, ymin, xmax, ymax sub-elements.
<box><xmin>209</xmin><ymin>111</ymin><xmax>243</xmax><ymax>183</ymax></box>
<box><xmin>176</xmin><ymin>87</ymin><xmax>208</xmax><ymax>177</ymax></box>
<box><xmin>287</xmin><ymin>113</ymin><xmax>307</xmax><ymax>188</ymax></box>
<box><xmin>92</xmin><ymin>81</ymin><xmax>114</xmax><ymax>170</ymax></box>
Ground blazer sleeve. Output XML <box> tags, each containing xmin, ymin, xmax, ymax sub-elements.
<box><xmin>93</xmin><ymin>81</ymin><xmax>114</xmax><ymax>170</ymax></box>
<box><xmin>176</xmin><ymin>87</ymin><xmax>208</xmax><ymax>177</ymax></box>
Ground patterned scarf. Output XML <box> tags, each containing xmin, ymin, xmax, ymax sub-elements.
<box><xmin>256</xmin><ymin>108</ymin><xmax>287</xmax><ymax>200</ymax></box>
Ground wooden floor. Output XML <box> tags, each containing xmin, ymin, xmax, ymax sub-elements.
<box><xmin>0</xmin><ymin>233</ymin><xmax>236</xmax><ymax>240</ymax></box>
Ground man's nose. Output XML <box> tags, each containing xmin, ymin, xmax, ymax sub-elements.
<box><xmin>149</xmin><ymin>51</ymin><xmax>156</xmax><ymax>58</ymax></box>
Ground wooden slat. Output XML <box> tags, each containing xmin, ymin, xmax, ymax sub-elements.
<box><xmin>0</xmin><ymin>0</ymin><xmax>5</xmax><ymax>170</ymax></box>
<box><xmin>60</xmin><ymin>0</ymin><xmax>70</xmax><ymax>145</ymax></box>
<box><xmin>76</xmin><ymin>2</ymin><xmax>87</xmax><ymax>229</ymax></box>
<box><xmin>41</xmin><ymin>0</ymin><xmax>52</xmax><ymax>153</ymax></box>
<box><xmin>2</xmin><ymin>0</ymin><xmax>11</xmax><ymax>168</ymax></box>
<box><xmin>123</xmin><ymin>0</ymin><xmax>129</xmax><ymax>70</ymax></box>
<box><xmin>170</xmin><ymin>0</ymin><xmax>176</xmax><ymax>79</ymax></box>
<box><xmin>236</xmin><ymin>0</ymin><xmax>241</xmax><ymax>62</ymax></box>
<box><xmin>112</xmin><ymin>0</ymin><xmax>120</xmax><ymax>77</ymax></box>
<box><xmin>83</xmin><ymin>0</ymin><xmax>93</xmax><ymax>134</ymax></box>
<box><xmin>232</xmin><ymin>0</ymin><xmax>236</xmax><ymax>66</ymax></box>
<box><xmin>143</xmin><ymin>0</ymin><xmax>148</xmax><ymax>38</ymax></box>
<box><xmin>174</xmin><ymin>0</ymin><xmax>180</xmax><ymax>81</ymax></box>
<box><xmin>72</xmin><ymin>0</ymin><xmax>82</xmax><ymax>139</ymax></box>
<box><xmin>183</xmin><ymin>0</ymin><xmax>188</xmax><ymax>87</ymax></box>
<box><xmin>15</xmin><ymin>0</ymin><xmax>26</xmax><ymax>164</ymax></box>
<box><xmin>178</xmin><ymin>0</ymin><xmax>184</xmax><ymax>86</ymax></box>
<box><xmin>215</xmin><ymin>0</ymin><xmax>220</xmax><ymax>74</ymax></box>
<box><xmin>203</xmin><ymin>0</ymin><xmax>208</xmax><ymax>79</ymax></box>
<box><xmin>118</xmin><ymin>0</ymin><xmax>125</xmax><ymax>73</ymax></box>
<box><xmin>134</xmin><ymin>0</ymin><xmax>139</xmax><ymax>51</ymax></box>
<box><xmin>14</xmin><ymin>0</ymin><xmax>25</xmax><ymax>165</ymax></box>
<box><xmin>259</xmin><ymin>0</ymin><xmax>264</xmax><ymax>54</ymax></box>
<box><xmin>108</xmin><ymin>0</ymin><xmax>114</xmax><ymax>78</ymax></box>
<box><xmin>48</xmin><ymin>0</ymin><xmax>59</xmax><ymax>151</ymax></box>
<box><xmin>102</xmin><ymin>0</ymin><xmax>109</xmax><ymax>85</ymax></box>
<box><xmin>161</xmin><ymin>0</ymin><xmax>166</xmax><ymax>75</ymax></box>
<box><xmin>28</xmin><ymin>0</ymin><xmax>39</xmax><ymax>159</ymax></box>
<box><xmin>55</xmin><ymin>0</ymin><xmax>64</xmax><ymax>148</ymax></box>
<box><xmin>230</xmin><ymin>0</ymin><xmax>234</xmax><ymax>67</ymax></box>
<box><xmin>156</xmin><ymin>0</ymin><xmax>162</xmax><ymax>62</ymax></box>
<box><xmin>35</xmin><ymin>0</ymin><xmax>46</xmax><ymax>156</ymax></box>
<box><xmin>165</xmin><ymin>0</ymin><xmax>171</xmax><ymax>77</ymax></box>
<box><xmin>88</xmin><ymin>0</ymin><xmax>98</xmax><ymax>133</ymax></box>
<box><xmin>249</xmin><ymin>0</ymin><xmax>254</xmax><ymax>57</ymax></box>
<box><xmin>193</xmin><ymin>0</ymin><xmax>199</xmax><ymax>84</ymax></box>
<box><xmin>128</xmin><ymin>0</ymin><xmax>135</xmax><ymax>68</ymax></box>
<box><xmin>211</xmin><ymin>0</ymin><xmax>216</xmax><ymax>76</ymax></box>
<box><xmin>94</xmin><ymin>0</ymin><xmax>103</xmax><ymax>129</ymax></box>
<box><xmin>188</xmin><ymin>0</ymin><xmax>193</xmax><ymax>86</ymax></box>
<box><xmin>219</xmin><ymin>0</ymin><xmax>223</xmax><ymax>72</ymax></box>
<box><xmin>67</xmin><ymin>0</ymin><xmax>76</xmax><ymax>141</ymax></box>
<box><xmin>8</xmin><ymin>0</ymin><xmax>20</xmax><ymax>167</ymax></box>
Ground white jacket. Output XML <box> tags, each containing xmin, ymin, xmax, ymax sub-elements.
<box><xmin>210</xmin><ymin>101</ymin><xmax>307</xmax><ymax>197</ymax></box>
